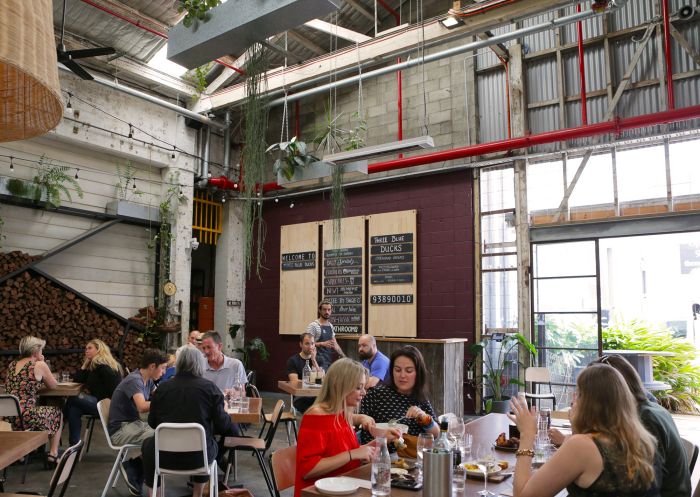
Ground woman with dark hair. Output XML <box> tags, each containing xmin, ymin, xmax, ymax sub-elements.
<box><xmin>550</xmin><ymin>355</ymin><xmax>689</xmax><ymax>497</ymax></box>
<box><xmin>509</xmin><ymin>364</ymin><xmax>659</xmax><ymax>497</ymax></box>
<box><xmin>359</xmin><ymin>345</ymin><xmax>440</xmax><ymax>445</ymax></box>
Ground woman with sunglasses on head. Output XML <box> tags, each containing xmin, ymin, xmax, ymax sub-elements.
<box><xmin>509</xmin><ymin>363</ymin><xmax>659</xmax><ymax>497</ymax></box>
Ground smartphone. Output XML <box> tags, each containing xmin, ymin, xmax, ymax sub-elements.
<box><xmin>391</xmin><ymin>479</ymin><xmax>422</xmax><ymax>491</ymax></box>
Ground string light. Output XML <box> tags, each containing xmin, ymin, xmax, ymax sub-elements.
<box><xmin>171</xmin><ymin>146</ymin><xmax>176</xmax><ymax>159</ymax></box>
<box><xmin>274</xmin><ymin>197</ymin><xmax>279</xmax><ymax>203</ymax></box>
<box><xmin>74</xmin><ymin>168</ymin><xmax>79</xmax><ymax>179</ymax></box>
<box><xmin>9</xmin><ymin>157</ymin><xmax>14</xmax><ymax>172</ymax></box>
<box><xmin>290</xmin><ymin>202</ymin><xmax>294</xmax><ymax>208</ymax></box>
<box><xmin>66</xmin><ymin>92</ymin><xmax>72</xmax><ymax>109</ymax></box>
<box><xmin>128</xmin><ymin>125</ymin><xmax>133</xmax><ymax>139</ymax></box>
<box><xmin>233</xmin><ymin>183</ymin><xmax>238</xmax><ymax>189</ymax></box>
<box><xmin>132</xmin><ymin>178</ymin><xmax>137</xmax><ymax>189</ymax></box>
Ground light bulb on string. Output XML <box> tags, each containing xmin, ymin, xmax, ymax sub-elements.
<box><xmin>132</xmin><ymin>179</ymin><xmax>137</xmax><ymax>189</ymax></box>
<box><xmin>9</xmin><ymin>157</ymin><xmax>14</xmax><ymax>172</ymax></box>
<box><xmin>171</xmin><ymin>146</ymin><xmax>176</xmax><ymax>159</ymax></box>
<box><xmin>74</xmin><ymin>168</ymin><xmax>79</xmax><ymax>180</ymax></box>
<box><xmin>290</xmin><ymin>202</ymin><xmax>295</xmax><ymax>208</ymax></box>
<box><xmin>128</xmin><ymin>125</ymin><xmax>133</xmax><ymax>139</ymax></box>
<box><xmin>274</xmin><ymin>197</ymin><xmax>279</xmax><ymax>203</ymax></box>
<box><xmin>221</xmin><ymin>195</ymin><xmax>226</xmax><ymax>204</ymax></box>
<box><xmin>233</xmin><ymin>183</ymin><xmax>238</xmax><ymax>189</ymax></box>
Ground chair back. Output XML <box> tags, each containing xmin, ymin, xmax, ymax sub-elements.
<box><xmin>47</xmin><ymin>440</ymin><xmax>84</xmax><ymax>497</ymax></box>
<box><xmin>263</xmin><ymin>400</ymin><xmax>286</xmax><ymax>450</ymax></box>
<box><xmin>0</xmin><ymin>394</ymin><xmax>23</xmax><ymax>429</ymax></box>
<box><xmin>270</xmin><ymin>445</ymin><xmax>297</xmax><ymax>497</ymax></box>
<box><xmin>154</xmin><ymin>423</ymin><xmax>209</xmax><ymax>474</ymax></box>
<box><xmin>96</xmin><ymin>398</ymin><xmax>120</xmax><ymax>450</ymax></box>
<box><xmin>681</xmin><ymin>437</ymin><xmax>699</xmax><ymax>474</ymax></box>
<box><xmin>525</xmin><ymin>367</ymin><xmax>551</xmax><ymax>383</ymax></box>
<box><xmin>248</xmin><ymin>384</ymin><xmax>261</xmax><ymax>398</ymax></box>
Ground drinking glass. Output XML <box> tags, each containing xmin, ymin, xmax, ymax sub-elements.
<box><xmin>452</xmin><ymin>464</ymin><xmax>467</xmax><ymax>495</ymax></box>
<box><xmin>415</xmin><ymin>433</ymin><xmax>434</xmax><ymax>478</ymax></box>
<box><xmin>448</xmin><ymin>416</ymin><xmax>465</xmax><ymax>446</ymax></box>
<box><xmin>475</xmin><ymin>444</ymin><xmax>496</xmax><ymax>496</ymax></box>
<box><xmin>459</xmin><ymin>433</ymin><xmax>473</xmax><ymax>461</ymax></box>
<box><xmin>61</xmin><ymin>371</ymin><xmax>70</xmax><ymax>383</ymax></box>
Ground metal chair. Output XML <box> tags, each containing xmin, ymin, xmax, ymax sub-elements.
<box><xmin>223</xmin><ymin>399</ymin><xmax>285</xmax><ymax>496</ymax></box>
<box><xmin>524</xmin><ymin>367</ymin><xmax>556</xmax><ymax>410</ymax></box>
<box><xmin>0</xmin><ymin>440</ymin><xmax>84</xmax><ymax>497</ymax></box>
<box><xmin>153</xmin><ymin>423</ymin><xmax>218</xmax><ymax>497</ymax></box>
<box><xmin>78</xmin><ymin>414</ymin><xmax>98</xmax><ymax>461</ymax></box>
<box><xmin>0</xmin><ymin>394</ymin><xmax>31</xmax><ymax>486</ymax></box>
<box><xmin>96</xmin><ymin>399</ymin><xmax>140</xmax><ymax>497</ymax></box>
<box><xmin>269</xmin><ymin>445</ymin><xmax>296</xmax><ymax>497</ymax></box>
<box><xmin>249</xmin><ymin>384</ymin><xmax>297</xmax><ymax>445</ymax></box>
<box><xmin>681</xmin><ymin>437</ymin><xmax>699</xmax><ymax>474</ymax></box>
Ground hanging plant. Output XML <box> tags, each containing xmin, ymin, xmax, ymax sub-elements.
<box><xmin>32</xmin><ymin>157</ymin><xmax>83</xmax><ymax>208</ymax></box>
<box><xmin>267</xmin><ymin>136</ymin><xmax>319</xmax><ymax>181</ymax></box>
<box><xmin>242</xmin><ymin>46</ymin><xmax>271</xmax><ymax>278</ymax></box>
<box><xmin>178</xmin><ymin>0</ymin><xmax>221</xmax><ymax>29</ymax></box>
<box><xmin>115</xmin><ymin>160</ymin><xmax>143</xmax><ymax>201</ymax></box>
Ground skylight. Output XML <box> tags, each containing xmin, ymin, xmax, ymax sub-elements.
<box><xmin>148</xmin><ymin>44</ymin><xmax>188</xmax><ymax>78</ymax></box>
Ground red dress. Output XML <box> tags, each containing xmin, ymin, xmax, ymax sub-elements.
<box><xmin>294</xmin><ymin>412</ymin><xmax>361</xmax><ymax>497</ymax></box>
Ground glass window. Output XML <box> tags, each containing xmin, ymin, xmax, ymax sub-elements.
<box><xmin>616</xmin><ymin>144</ymin><xmax>667</xmax><ymax>202</ymax></box>
<box><xmin>669</xmin><ymin>138</ymin><xmax>700</xmax><ymax>197</ymax></box>
<box><xmin>533</xmin><ymin>241</ymin><xmax>596</xmax><ymax>278</ymax></box>
<box><xmin>566</xmin><ymin>152</ymin><xmax>614</xmax><ymax>208</ymax></box>
<box><xmin>483</xmin><ymin>270</ymin><xmax>518</xmax><ymax>330</ymax></box>
<box><xmin>481</xmin><ymin>167</ymin><xmax>515</xmax><ymax>212</ymax></box>
<box><xmin>534</xmin><ymin>313</ymin><xmax>598</xmax><ymax>350</ymax></box>
<box><xmin>527</xmin><ymin>159</ymin><xmax>564</xmax><ymax>212</ymax></box>
<box><xmin>481</xmin><ymin>212</ymin><xmax>516</xmax><ymax>255</ymax></box>
<box><xmin>534</xmin><ymin>277</ymin><xmax>598</xmax><ymax>313</ymax></box>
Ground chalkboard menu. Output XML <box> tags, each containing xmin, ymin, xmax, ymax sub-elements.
<box><xmin>324</xmin><ymin>247</ymin><xmax>363</xmax><ymax>334</ymax></box>
<box><xmin>281</xmin><ymin>251</ymin><xmax>316</xmax><ymax>270</ymax></box>
<box><xmin>370</xmin><ymin>233</ymin><xmax>414</xmax><ymax>284</ymax></box>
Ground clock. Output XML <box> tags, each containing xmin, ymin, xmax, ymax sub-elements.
<box><xmin>163</xmin><ymin>281</ymin><xmax>177</xmax><ymax>296</ymax></box>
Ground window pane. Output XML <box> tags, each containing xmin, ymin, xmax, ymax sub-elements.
<box><xmin>534</xmin><ymin>277</ymin><xmax>598</xmax><ymax>313</ymax></box>
<box><xmin>481</xmin><ymin>212</ymin><xmax>516</xmax><ymax>255</ymax></box>
<box><xmin>534</xmin><ymin>313</ymin><xmax>598</xmax><ymax>349</ymax></box>
<box><xmin>616</xmin><ymin>144</ymin><xmax>667</xmax><ymax>202</ymax></box>
<box><xmin>483</xmin><ymin>254</ymin><xmax>517</xmax><ymax>270</ymax></box>
<box><xmin>538</xmin><ymin>349</ymin><xmax>599</xmax><ymax>407</ymax></box>
<box><xmin>670</xmin><ymin>138</ymin><xmax>700</xmax><ymax>197</ymax></box>
<box><xmin>533</xmin><ymin>241</ymin><xmax>596</xmax><ymax>277</ymax></box>
<box><xmin>527</xmin><ymin>159</ymin><xmax>564</xmax><ymax>212</ymax></box>
<box><xmin>566</xmin><ymin>152</ymin><xmax>614</xmax><ymax>208</ymax></box>
<box><xmin>483</xmin><ymin>270</ymin><xmax>518</xmax><ymax>330</ymax></box>
<box><xmin>481</xmin><ymin>167</ymin><xmax>515</xmax><ymax>211</ymax></box>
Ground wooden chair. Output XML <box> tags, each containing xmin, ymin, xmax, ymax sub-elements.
<box><xmin>0</xmin><ymin>440</ymin><xmax>84</xmax><ymax>497</ymax></box>
<box><xmin>0</xmin><ymin>395</ymin><xmax>30</xmax><ymax>486</ymax></box>
<box><xmin>249</xmin><ymin>384</ymin><xmax>297</xmax><ymax>445</ymax></box>
<box><xmin>681</xmin><ymin>437</ymin><xmax>698</xmax><ymax>474</ymax></box>
<box><xmin>223</xmin><ymin>399</ymin><xmax>285</xmax><ymax>497</ymax></box>
<box><xmin>524</xmin><ymin>367</ymin><xmax>556</xmax><ymax>410</ymax></box>
<box><xmin>269</xmin><ymin>445</ymin><xmax>296</xmax><ymax>497</ymax></box>
<box><xmin>96</xmin><ymin>399</ymin><xmax>141</xmax><ymax>497</ymax></box>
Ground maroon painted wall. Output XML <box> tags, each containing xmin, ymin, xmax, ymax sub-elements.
<box><xmin>245</xmin><ymin>170</ymin><xmax>475</xmax><ymax>393</ymax></box>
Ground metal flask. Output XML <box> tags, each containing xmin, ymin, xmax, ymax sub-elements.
<box><xmin>423</xmin><ymin>449</ymin><xmax>453</xmax><ymax>497</ymax></box>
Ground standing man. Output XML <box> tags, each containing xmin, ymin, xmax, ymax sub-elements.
<box><xmin>358</xmin><ymin>335</ymin><xmax>390</xmax><ymax>388</ymax></box>
<box><xmin>286</xmin><ymin>332</ymin><xmax>320</xmax><ymax>413</ymax></box>
<box><xmin>306</xmin><ymin>300</ymin><xmax>344</xmax><ymax>371</ymax></box>
<box><xmin>108</xmin><ymin>348</ymin><xmax>169</xmax><ymax>496</ymax></box>
<box><xmin>200</xmin><ymin>330</ymin><xmax>247</xmax><ymax>391</ymax></box>
<box><xmin>187</xmin><ymin>329</ymin><xmax>201</xmax><ymax>346</ymax></box>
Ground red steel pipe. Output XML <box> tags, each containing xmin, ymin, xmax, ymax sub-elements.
<box><xmin>661</xmin><ymin>0</ymin><xmax>675</xmax><ymax>109</ymax></box>
<box><xmin>208</xmin><ymin>175</ymin><xmax>238</xmax><ymax>189</ymax></box>
<box><xmin>397</xmin><ymin>57</ymin><xmax>403</xmax><ymax>157</ymax></box>
<box><xmin>79</xmin><ymin>0</ymin><xmax>246</xmax><ymax>75</ymax></box>
<box><xmin>257</xmin><ymin>104</ymin><xmax>700</xmax><ymax>191</ymax></box>
<box><xmin>577</xmin><ymin>3</ymin><xmax>588</xmax><ymax>125</ymax></box>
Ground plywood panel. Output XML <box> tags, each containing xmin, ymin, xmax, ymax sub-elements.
<box><xmin>279</xmin><ymin>221</ymin><xmax>319</xmax><ymax>335</ymax></box>
<box><xmin>367</xmin><ymin>210</ymin><xmax>417</xmax><ymax>337</ymax></box>
<box><xmin>321</xmin><ymin>217</ymin><xmax>365</xmax><ymax>336</ymax></box>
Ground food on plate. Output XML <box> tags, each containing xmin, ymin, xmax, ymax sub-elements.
<box><xmin>465</xmin><ymin>463</ymin><xmax>480</xmax><ymax>471</ymax></box>
<box><xmin>394</xmin><ymin>437</ymin><xmax>407</xmax><ymax>450</ymax></box>
<box><xmin>390</xmin><ymin>468</ymin><xmax>408</xmax><ymax>476</ymax></box>
<box><xmin>392</xmin><ymin>458</ymin><xmax>409</xmax><ymax>469</ymax></box>
<box><xmin>497</xmin><ymin>460</ymin><xmax>509</xmax><ymax>470</ymax></box>
<box><xmin>495</xmin><ymin>432</ymin><xmax>520</xmax><ymax>448</ymax></box>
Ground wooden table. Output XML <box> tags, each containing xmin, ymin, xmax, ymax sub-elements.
<box><xmin>227</xmin><ymin>397</ymin><xmax>262</xmax><ymax>424</ymax></box>
<box><xmin>0</xmin><ymin>431</ymin><xmax>48</xmax><ymax>470</ymax></box>
<box><xmin>39</xmin><ymin>382</ymin><xmax>83</xmax><ymax>397</ymax></box>
<box><xmin>278</xmin><ymin>380</ymin><xmax>322</xmax><ymax>397</ymax></box>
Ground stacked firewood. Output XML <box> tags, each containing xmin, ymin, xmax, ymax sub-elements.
<box><xmin>0</xmin><ymin>251</ymin><xmax>41</xmax><ymax>274</ymax></box>
<box><xmin>129</xmin><ymin>306</ymin><xmax>180</xmax><ymax>333</ymax></box>
<box><xmin>0</xmin><ymin>251</ymin><xmax>152</xmax><ymax>376</ymax></box>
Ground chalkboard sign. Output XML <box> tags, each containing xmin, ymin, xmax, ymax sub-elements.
<box><xmin>371</xmin><ymin>253</ymin><xmax>413</xmax><ymax>264</ymax></box>
<box><xmin>371</xmin><ymin>274</ymin><xmax>414</xmax><ymax>284</ymax></box>
<box><xmin>371</xmin><ymin>263</ymin><xmax>413</xmax><ymax>274</ymax></box>
<box><xmin>281</xmin><ymin>251</ymin><xmax>317</xmax><ymax>270</ymax></box>
<box><xmin>370</xmin><ymin>243</ymin><xmax>413</xmax><ymax>255</ymax></box>
<box><xmin>370</xmin><ymin>232</ymin><xmax>414</xmax><ymax>285</ymax></box>
<box><xmin>325</xmin><ymin>267</ymin><xmax>362</xmax><ymax>276</ymax></box>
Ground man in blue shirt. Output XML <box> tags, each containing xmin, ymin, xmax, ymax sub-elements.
<box><xmin>358</xmin><ymin>335</ymin><xmax>390</xmax><ymax>388</ymax></box>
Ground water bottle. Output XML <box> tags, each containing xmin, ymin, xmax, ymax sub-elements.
<box><xmin>302</xmin><ymin>360</ymin><xmax>311</xmax><ymax>385</ymax></box>
<box><xmin>371</xmin><ymin>437</ymin><xmax>391</xmax><ymax>496</ymax></box>
<box><xmin>433</xmin><ymin>420</ymin><xmax>453</xmax><ymax>453</ymax></box>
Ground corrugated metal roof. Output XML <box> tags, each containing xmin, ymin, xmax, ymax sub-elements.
<box><xmin>477</xmin><ymin>69</ymin><xmax>508</xmax><ymax>142</ymax></box>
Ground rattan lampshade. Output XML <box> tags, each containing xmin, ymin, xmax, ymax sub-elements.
<box><xmin>0</xmin><ymin>0</ymin><xmax>62</xmax><ymax>142</ymax></box>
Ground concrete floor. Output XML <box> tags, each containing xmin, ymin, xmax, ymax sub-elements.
<box><xmin>2</xmin><ymin>398</ymin><xmax>698</xmax><ymax>496</ymax></box>
<box><xmin>2</xmin><ymin>394</ymin><xmax>294</xmax><ymax>497</ymax></box>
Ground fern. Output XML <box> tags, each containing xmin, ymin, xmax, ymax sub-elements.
<box><xmin>33</xmin><ymin>157</ymin><xmax>83</xmax><ymax>208</ymax></box>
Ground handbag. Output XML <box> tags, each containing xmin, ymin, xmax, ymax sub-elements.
<box><xmin>396</xmin><ymin>433</ymin><xmax>418</xmax><ymax>459</ymax></box>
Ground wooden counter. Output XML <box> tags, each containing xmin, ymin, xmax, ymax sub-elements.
<box><xmin>338</xmin><ymin>336</ymin><xmax>467</xmax><ymax>417</ymax></box>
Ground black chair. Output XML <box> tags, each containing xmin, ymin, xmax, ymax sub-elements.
<box><xmin>0</xmin><ymin>395</ymin><xmax>31</xmax><ymax>486</ymax></box>
<box><xmin>681</xmin><ymin>436</ymin><xmax>698</xmax><ymax>474</ymax></box>
<box><xmin>0</xmin><ymin>440</ymin><xmax>84</xmax><ymax>497</ymax></box>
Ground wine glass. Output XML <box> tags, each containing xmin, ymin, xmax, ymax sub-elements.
<box><xmin>415</xmin><ymin>433</ymin><xmax>433</xmax><ymax>478</ymax></box>
<box><xmin>475</xmin><ymin>444</ymin><xmax>496</xmax><ymax>496</ymax></box>
<box><xmin>448</xmin><ymin>416</ymin><xmax>465</xmax><ymax>446</ymax></box>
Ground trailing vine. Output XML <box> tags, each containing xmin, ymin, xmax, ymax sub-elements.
<box><xmin>115</xmin><ymin>160</ymin><xmax>143</xmax><ymax>201</ymax></box>
<box><xmin>242</xmin><ymin>46</ymin><xmax>270</xmax><ymax>278</ymax></box>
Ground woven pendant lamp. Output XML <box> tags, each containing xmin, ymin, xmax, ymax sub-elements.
<box><xmin>0</xmin><ymin>0</ymin><xmax>62</xmax><ymax>142</ymax></box>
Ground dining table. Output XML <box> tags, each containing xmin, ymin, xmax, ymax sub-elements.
<box><xmin>300</xmin><ymin>413</ymin><xmax>568</xmax><ymax>497</ymax></box>
<box><xmin>277</xmin><ymin>380</ymin><xmax>322</xmax><ymax>397</ymax></box>
<box><xmin>38</xmin><ymin>382</ymin><xmax>83</xmax><ymax>397</ymax></box>
<box><xmin>227</xmin><ymin>396</ymin><xmax>262</xmax><ymax>424</ymax></box>
<box><xmin>0</xmin><ymin>431</ymin><xmax>48</xmax><ymax>470</ymax></box>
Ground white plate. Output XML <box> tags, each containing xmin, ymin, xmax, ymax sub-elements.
<box><xmin>374</xmin><ymin>422</ymin><xmax>409</xmax><ymax>436</ymax></box>
<box><xmin>314</xmin><ymin>477</ymin><xmax>360</xmax><ymax>495</ymax></box>
<box><xmin>462</xmin><ymin>462</ymin><xmax>503</xmax><ymax>478</ymax></box>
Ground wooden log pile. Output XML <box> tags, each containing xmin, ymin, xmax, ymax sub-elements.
<box><xmin>0</xmin><ymin>251</ymin><xmax>152</xmax><ymax>376</ymax></box>
<box><xmin>0</xmin><ymin>251</ymin><xmax>41</xmax><ymax>274</ymax></box>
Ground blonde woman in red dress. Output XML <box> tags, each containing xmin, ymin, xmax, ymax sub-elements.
<box><xmin>294</xmin><ymin>358</ymin><xmax>400</xmax><ymax>497</ymax></box>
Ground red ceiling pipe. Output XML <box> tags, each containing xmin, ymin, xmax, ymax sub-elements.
<box><xmin>208</xmin><ymin>175</ymin><xmax>238</xmax><ymax>189</ymax></box>
<box><xmin>79</xmin><ymin>0</ymin><xmax>246</xmax><ymax>75</ymax></box>
<box><xmin>397</xmin><ymin>57</ymin><xmax>403</xmax><ymax>157</ymax></box>
<box><xmin>261</xmin><ymin>105</ymin><xmax>700</xmax><ymax>191</ymax></box>
<box><xmin>577</xmin><ymin>3</ymin><xmax>588</xmax><ymax>125</ymax></box>
<box><xmin>661</xmin><ymin>0</ymin><xmax>675</xmax><ymax>109</ymax></box>
<box><xmin>376</xmin><ymin>0</ymin><xmax>400</xmax><ymax>25</ymax></box>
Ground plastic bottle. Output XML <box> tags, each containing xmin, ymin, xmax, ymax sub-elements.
<box><xmin>302</xmin><ymin>359</ymin><xmax>311</xmax><ymax>385</ymax></box>
<box><xmin>371</xmin><ymin>437</ymin><xmax>391</xmax><ymax>496</ymax></box>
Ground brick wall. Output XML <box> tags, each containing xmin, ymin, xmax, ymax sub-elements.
<box><xmin>245</xmin><ymin>170</ymin><xmax>475</xmax><ymax>394</ymax></box>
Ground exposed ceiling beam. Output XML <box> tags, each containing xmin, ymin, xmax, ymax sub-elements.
<box><xmin>261</xmin><ymin>40</ymin><xmax>304</xmax><ymax>64</ymax></box>
<box><xmin>304</xmin><ymin>19</ymin><xmax>372</xmax><ymax>43</ymax></box>
<box><xmin>195</xmin><ymin>0</ymin><xmax>581</xmax><ymax>112</ymax></box>
<box><xmin>477</xmin><ymin>31</ymin><xmax>510</xmax><ymax>61</ymax></box>
<box><xmin>343</xmin><ymin>0</ymin><xmax>376</xmax><ymax>23</ymax></box>
<box><xmin>287</xmin><ymin>30</ymin><xmax>327</xmax><ymax>56</ymax></box>
<box><xmin>78</xmin><ymin>0</ymin><xmax>172</xmax><ymax>31</ymax></box>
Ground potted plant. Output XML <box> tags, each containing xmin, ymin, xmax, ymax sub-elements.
<box><xmin>469</xmin><ymin>333</ymin><xmax>536</xmax><ymax>414</ymax></box>
<box><xmin>229</xmin><ymin>323</ymin><xmax>270</xmax><ymax>385</ymax></box>
<box><xmin>267</xmin><ymin>136</ymin><xmax>320</xmax><ymax>182</ymax></box>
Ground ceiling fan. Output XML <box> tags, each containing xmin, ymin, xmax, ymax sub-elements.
<box><xmin>57</xmin><ymin>0</ymin><xmax>116</xmax><ymax>80</ymax></box>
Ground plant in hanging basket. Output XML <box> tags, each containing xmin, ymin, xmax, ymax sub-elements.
<box><xmin>267</xmin><ymin>136</ymin><xmax>319</xmax><ymax>181</ymax></box>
